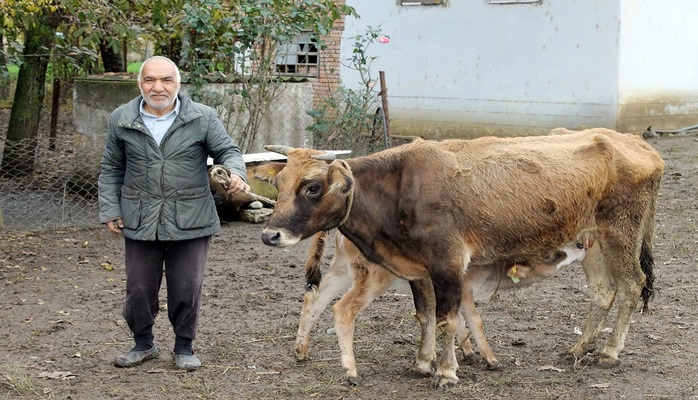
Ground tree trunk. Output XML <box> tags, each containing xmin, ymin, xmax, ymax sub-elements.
<box><xmin>0</xmin><ymin>32</ymin><xmax>10</xmax><ymax>100</ymax></box>
<box><xmin>100</xmin><ymin>38</ymin><xmax>124</xmax><ymax>73</ymax></box>
<box><xmin>1</xmin><ymin>9</ymin><xmax>62</xmax><ymax>177</ymax></box>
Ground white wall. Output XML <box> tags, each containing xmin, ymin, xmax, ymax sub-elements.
<box><xmin>343</xmin><ymin>1</ymin><xmax>621</xmax><ymax>137</ymax></box>
<box><xmin>618</xmin><ymin>0</ymin><xmax>698</xmax><ymax>130</ymax></box>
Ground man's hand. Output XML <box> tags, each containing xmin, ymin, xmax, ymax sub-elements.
<box><xmin>106</xmin><ymin>218</ymin><xmax>124</xmax><ymax>235</ymax></box>
<box><xmin>227</xmin><ymin>174</ymin><xmax>250</xmax><ymax>196</ymax></box>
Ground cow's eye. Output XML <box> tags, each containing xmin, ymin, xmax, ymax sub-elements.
<box><xmin>576</xmin><ymin>242</ymin><xmax>584</xmax><ymax>249</ymax></box>
<box><xmin>306</xmin><ymin>184</ymin><xmax>322</xmax><ymax>197</ymax></box>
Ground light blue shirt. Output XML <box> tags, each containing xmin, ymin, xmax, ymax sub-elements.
<box><xmin>140</xmin><ymin>98</ymin><xmax>180</xmax><ymax>146</ymax></box>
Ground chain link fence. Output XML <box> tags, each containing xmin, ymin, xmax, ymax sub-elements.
<box><xmin>0</xmin><ymin>133</ymin><xmax>100</xmax><ymax>233</ymax></box>
<box><xmin>0</xmin><ymin>86</ymin><xmax>394</xmax><ymax>233</ymax></box>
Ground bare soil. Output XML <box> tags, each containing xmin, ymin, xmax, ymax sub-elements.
<box><xmin>1</xmin><ymin>107</ymin><xmax>697</xmax><ymax>399</ymax></box>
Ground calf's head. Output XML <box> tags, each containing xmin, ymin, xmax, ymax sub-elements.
<box><xmin>255</xmin><ymin>145</ymin><xmax>354</xmax><ymax>247</ymax></box>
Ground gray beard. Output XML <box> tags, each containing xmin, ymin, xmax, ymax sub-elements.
<box><xmin>143</xmin><ymin>91</ymin><xmax>179</xmax><ymax>111</ymax></box>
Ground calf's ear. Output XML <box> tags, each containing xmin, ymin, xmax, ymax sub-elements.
<box><xmin>327</xmin><ymin>160</ymin><xmax>353</xmax><ymax>195</ymax></box>
<box><xmin>252</xmin><ymin>162</ymin><xmax>286</xmax><ymax>184</ymax></box>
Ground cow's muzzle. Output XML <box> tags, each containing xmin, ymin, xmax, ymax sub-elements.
<box><xmin>261</xmin><ymin>228</ymin><xmax>301</xmax><ymax>247</ymax></box>
<box><xmin>261</xmin><ymin>230</ymin><xmax>282</xmax><ymax>246</ymax></box>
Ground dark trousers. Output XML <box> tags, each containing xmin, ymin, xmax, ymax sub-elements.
<box><xmin>123</xmin><ymin>236</ymin><xmax>211</xmax><ymax>341</ymax></box>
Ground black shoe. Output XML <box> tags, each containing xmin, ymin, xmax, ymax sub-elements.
<box><xmin>174</xmin><ymin>351</ymin><xmax>201</xmax><ymax>371</ymax></box>
<box><xmin>114</xmin><ymin>345</ymin><xmax>159</xmax><ymax>368</ymax></box>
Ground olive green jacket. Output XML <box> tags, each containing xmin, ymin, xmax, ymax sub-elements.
<box><xmin>98</xmin><ymin>95</ymin><xmax>247</xmax><ymax>241</ymax></box>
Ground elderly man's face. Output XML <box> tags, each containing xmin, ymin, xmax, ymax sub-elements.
<box><xmin>138</xmin><ymin>58</ymin><xmax>180</xmax><ymax>115</ymax></box>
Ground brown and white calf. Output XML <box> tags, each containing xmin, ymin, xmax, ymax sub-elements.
<box><xmin>295</xmin><ymin>230</ymin><xmax>590</xmax><ymax>383</ymax></box>
<box><xmin>256</xmin><ymin>128</ymin><xmax>664</xmax><ymax>386</ymax></box>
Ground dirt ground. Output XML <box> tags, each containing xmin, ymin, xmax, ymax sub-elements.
<box><xmin>1</xmin><ymin>106</ymin><xmax>698</xmax><ymax>399</ymax></box>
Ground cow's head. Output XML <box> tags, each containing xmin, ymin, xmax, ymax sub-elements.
<box><xmin>256</xmin><ymin>145</ymin><xmax>354</xmax><ymax>247</ymax></box>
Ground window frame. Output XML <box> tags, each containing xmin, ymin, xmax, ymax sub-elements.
<box><xmin>274</xmin><ymin>32</ymin><xmax>320</xmax><ymax>78</ymax></box>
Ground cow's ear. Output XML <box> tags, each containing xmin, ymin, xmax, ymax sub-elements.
<box><xmin>253</xmin><ymin>162</ymin><xmax>286</xmax><ymax>184</ymax></box>
<box><xmin>327</xmin><ymin>160</ymin><xmax>353</xmax><ymax>195</ymax></box>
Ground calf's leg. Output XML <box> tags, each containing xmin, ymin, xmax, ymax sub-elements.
<box><xmin>295</xmin><ymin>265</ymin><xmax>353</xmax><ymax>360</ymax></box>
<box><xmin>332</xmin><ymin>260</ymin><xmax>397</xmax><ymax>385</ymax></box>
<box><xmin>458</xmin><ymin>282</ymin><xmax>502</xmax><ymax>370</ymax></box>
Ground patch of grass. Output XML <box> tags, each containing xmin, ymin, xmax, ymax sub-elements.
<box><xmin>127</xmin><ymin>62</ymin><xmax>142</xmax><ymax>74</ymax></box>
<box><xmin>0</xmin><ymin>364</ymin><xmax>46</xmax><ymax>398</ymax></box>
<box><xmin>278</xmin><ymin>374</ymin><xmax>348</xmax><ymax>398</ymax></box>
<box><xmin>171</xmin><ymin>375</ymin><xmax>222</xmax><ymax>400</ymax></box>
<box><xmin>206</xmin><ymin>339</ymin><xmax>244</xmax><ymax>360</ymax></box>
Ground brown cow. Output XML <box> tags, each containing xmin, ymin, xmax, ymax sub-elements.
<box><xmin>257</xmin><ymin>128</ymin><xmax>664</xmax><ymax>386</ymax></box>
<box><xmin>295</xmin><ymin>230</ymin><xmax>591</xmax><ymax>383</ymax></box>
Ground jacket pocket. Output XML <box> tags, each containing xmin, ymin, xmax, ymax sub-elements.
<box><xmin>175</xmin><ymin>186</ymin><xmax>216</xmax><ymax>230</ymax></box>
<box><xmin>120</xmin><ymin>187</ymin><xmax>141</xmax><ymax>229</ymax></box>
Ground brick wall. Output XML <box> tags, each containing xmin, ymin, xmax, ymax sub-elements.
<box><xmin>310</xmin><ymin>0</ymin><xmax>346</xmax><ymax>110</ymax></box>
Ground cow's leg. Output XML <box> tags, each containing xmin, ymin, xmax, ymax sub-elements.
<box><xmin>429</xmin><ymin>268</ymin><xmax>462</xmax><ymax>388</ymax></box>
<box><xmin>596</xmin><ymin>278</ymin><xmax>641</xmax><ymax>367</ymax></box>
<box><xmin>295</xmin><ymin>265</ymin><xmax>352</xmax><ymax>361</ymax></box>
<box><xmin>455</xmin><ymin>308</ymin><xmax>476</xmax><ymax>362</ymax></box>
<box><xmin>459</xmin><ymin>282</ymin><xmax>502</xmax><ymax>370</ymax></box>
<box><xmin>409</xmin><ymin>278</ymin><xmax>437</xmax><ymax>375</ymax></box>
<box><xmin>332</xmin><ymin>260</ymin><xmax>396</xmax><ymax>385</ymax></box>
<box><xmin>596</xmin><ymin>237</ymin><xmax>645</xmax><ymax>367</ymax></box>
<box><xmin>563</xmin><ymin>241</ymin><xmax>614</xmax><ymax>362</ymax></box>
<box><xmin>433</xmin><ymin>316</ymin><xmax>459</xmax><ymax>388</ymax></box>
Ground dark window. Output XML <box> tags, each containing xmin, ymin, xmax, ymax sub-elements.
<box><xmin>275</xmin><ymin>33</ymin><xmax>319</xmax><ymax>77</ymax></box>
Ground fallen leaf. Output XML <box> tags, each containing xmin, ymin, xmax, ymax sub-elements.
<box><xmin>100</xmin><ymin>262</ymin><xmax>114</xmax><ymax>271</ymax></box>
<box><xmin>38</xmin><ymin>371</ymin><xmax>77</xmax><ymax>380</ymax></box>
<box><xmin>538</xmin><ymin>365</ymin><xmax>565</xmax><ymax>372</ymax></box>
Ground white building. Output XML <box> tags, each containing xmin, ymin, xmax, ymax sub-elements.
<box><xmin>340</xmin><ymin>0</ymin><xmax>698</xmax><ymax>138</ymax></box>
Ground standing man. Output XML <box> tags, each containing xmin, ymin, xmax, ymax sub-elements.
<box><xmin>98</xmin><ymin>56</ymin><xmax>249</xmax><ymax>371</ymax></box>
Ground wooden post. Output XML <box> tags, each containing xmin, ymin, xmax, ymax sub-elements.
<box><xmin>49</xmin><ymin>77</ymin><xmax>60</xmax><ymax>150</ymax></box>
<box><xmin>122</xmin><ymin>37</ymin><xmax>128</xmax><ymax>73</ymax></box>
<box><xmin>378</xmin><ymin>71</ymin><xmax>391</xmax><ymax>147</ymax></box>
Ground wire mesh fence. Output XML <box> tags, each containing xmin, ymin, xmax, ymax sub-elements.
<box><xmin>0</xmin><ymin>134</ymin><xmax>100</xmax><ymax>233</ymax></box>
<box><xmin>0</xmin><ymin>87</ymin><xmax>394</xmax><ymax>233</ymax></box>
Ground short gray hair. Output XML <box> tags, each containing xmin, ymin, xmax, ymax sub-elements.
<box><xmin>137</xmin><ymin>56</ymin><xmax>181</xmax><ymax>85</ymax></box>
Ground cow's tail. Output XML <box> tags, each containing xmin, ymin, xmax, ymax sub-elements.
<box><xmin>640</xmin><ymin>186</ymin><xmax>659</xmax><ymax>313</ymax></box>
<box><xmin>639</xmin><ymin>239</ymin><xmax>655</xmax><ymax>313</ymax></box>
<box><xmin>305</xmin><ymin>231</ymin><xmax>329</xmax><ymax>292</ymax></box>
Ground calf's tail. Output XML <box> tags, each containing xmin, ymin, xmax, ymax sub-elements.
<box><xmin>305</xmin><ymin>231</ymin><xmax>329</xmax><ymax>291</ymax></box>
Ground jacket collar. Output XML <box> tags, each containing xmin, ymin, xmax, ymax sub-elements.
<box><xmin>117</xmin><ymin>94</ymin><xmax>203</xmax><ymax>129</ymax></box>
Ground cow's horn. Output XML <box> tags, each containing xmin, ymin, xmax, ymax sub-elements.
<box><xmin>264</xmin><ymin>145</ymin><xmax>293</xmax><ymax>155</ymax></box>
<box><xmin>311</xmin><ymin>152</ymin><xmax>336</xmax><ymax>161</ymax></box>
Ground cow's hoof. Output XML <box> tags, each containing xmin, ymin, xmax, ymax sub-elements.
<box><xmin>431</xmin><ymin>373</ymin><xmax>458</xmax><ymax>388</ymax></box>
<box><xmin>295</xmin><ymin>353</ymin><xmax>310</xmax><ymax>362</ymax></box>
<box><xmin>486</xmin><ymin>361</ymin><xmax>504</xmax><ymax>371</ymax></box>
<box><xmin>345</xmin><ymin>375</ymin><xmax>360</xmax><ymax>386</ymax></box>
<box><xmin>596</xmin><ymin>354</ymin><xmax>621</xmax><ymax>368</ymax></box>
<box><xmin>459</xmin><ymin>352</ymin><xmax>479</xmax><ymax>365</ymax></box>
<box><xmin>405</xmin><ymin>366</ymin><xmax>432</xmax><ymax>378</ymax></box>
<box><xmin>559</xmin><ymin>350</ymin><xmax>594</xmax><ymax>365</ymax></box>
<box><xmin>410</xmin><ymin>360</ymin><xmax>433</xmax><ymax>376</ymax></box>
<box><xmin>559</xmin><ymin>351</ymin><xmax>573</xmax><ymax>362</ymax></box>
